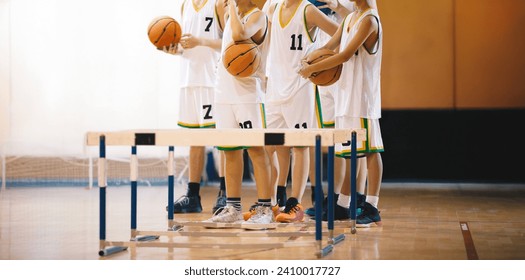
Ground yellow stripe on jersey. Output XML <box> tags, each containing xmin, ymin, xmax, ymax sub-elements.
<box><xmin>279</xmin><ymin>1</ymin><xmax>302</xmax><ymax>28</ymax></box>
<box><xmin>193</xmin><ymin>0</ymin><xmax>209</xmax><ymax>12</ymax></box>
<box><xmin>362</xmin><ymin>118</ymin><xmax>369</xmax><ymax>151</ymax></box>
<box><xmin>244</xmin><ymin>7</ymin><xmax>257</xmax><ymax>17</ymax></box>
<box><xmin>177</xmin><ymin>121</ymin><xmax>216</xmax><ymax>128</ymax></box>
<box><xmin>259</xmin><ymin>104</ymin><xmax>267</xmax><ymax>128</ymax></box>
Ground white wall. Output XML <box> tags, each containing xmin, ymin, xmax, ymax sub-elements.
<box><xmin>1</xmin><ymin>0</ymin><xmax>186</xmax><ymax>158</ymax></box>
<box><xmin>0</xmin><ymin>0</ymin><xmax>11</xmax><ymax>157</ymax></box>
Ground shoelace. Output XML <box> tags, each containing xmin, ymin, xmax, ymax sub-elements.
<box><xmin>248</xmin><ymin>203</ymin><xmax>258</xmax><ymax>213</ymax></box>
<box><xmin>174</xmin><ymin>195</ymin><xmax>190</xmax><ymax>205</ymax></box>
<box><xmin>212</xmin><ymin>206</ymin><xmax>224</xmax><ymax>216</ymax></box>
<box><xmin>217</xmin><ymin>205</ymin><xmax>237</xmax><ymax>216</ymax></box>
<box><xmin>249</xmin><ymin>207</ymin><xmax>263</xmax><ymax>219</ymax></box>
<box><xmin>249</xmin><ymin>206</ymin><xmax>271</xmax><ymax>219</ymax></box>
<box><xmin>282</xmin><ymin>204</ymin><xmax>300</xmax><ymax>214</ymax></box>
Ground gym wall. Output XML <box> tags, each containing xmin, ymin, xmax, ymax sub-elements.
<box><xmin>378</xmin><ymin>0</ymin><xmax>525</xmax><ymax>182</ymax></box>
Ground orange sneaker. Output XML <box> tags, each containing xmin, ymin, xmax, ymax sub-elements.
<box><xmin>275</xmin><ymin>198</ymin><xmax>305</xmax><ymax>223</ymax></box>
<box><xmin>243</xmin><ymin>203</ymin><xmax>280</xmax><ymax>221</ymax></box>
<box><xmin>243</xmin><ymin>205</ymin><xmax>256</xmax><ymax>221</ymax></box>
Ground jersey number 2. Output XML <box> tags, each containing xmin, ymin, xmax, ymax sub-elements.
<box><xmin>203</xmin><ymin>105</ymin><xmax>213</xmax><ymax>119</ymax></box>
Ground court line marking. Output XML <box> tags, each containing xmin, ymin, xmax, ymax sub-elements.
<box><xmin>459</xmin><ymin>221</ymin><xmax>479</xmax><ymax>260</ymax></box>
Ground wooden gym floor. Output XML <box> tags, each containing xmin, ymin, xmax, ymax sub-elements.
<box><xmin>1</xmin><ymin>182</ymin><xmax>524</xmax><ymax>260</ymax></box>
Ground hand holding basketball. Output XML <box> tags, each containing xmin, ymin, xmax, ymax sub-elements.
<box><xmin>161</xmin><ymin>44</ymin><xmax>179</xmax><ymax>55</ymax></box>
<box><xmin>302</xmin><ymin>48</ymin><xmax>342</xmax><ymax>86</ymax></box>
<box><xmin>179</xmin><ymin>34</ymin><xmax>200</xmax><ymax>49</ymax></box>
<box><xmin>299</xmin><ymin>59</ymin><xmax>313</xmax><ymax>78</ymax></box>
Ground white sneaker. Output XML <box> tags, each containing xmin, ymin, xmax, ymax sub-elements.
<box><xmin>242</xmin><ymin>206</ymin><xmax>276</xmax><ymax>230</ymax></box>
<box><xmin>204</xmin><ymin>205</ymin><xmax>243</xmax><ymax>224</ymax></box>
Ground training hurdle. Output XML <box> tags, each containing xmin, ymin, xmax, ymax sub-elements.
<box><xmin>85</xmin><ymin>128</ymin><xmax>366</xmax><ymax>258</ymax></box>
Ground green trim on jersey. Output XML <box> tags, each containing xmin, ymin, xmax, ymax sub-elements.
<box><xmin>303</xmin><ymin>3</ymin><xmax>316</xmax><ymax>43</ymax></box>
<box><xmin>260</xmin><ymin>103</ymin><xmax>267</xmax><ymax>128</ymax></box>
<box><xmin>323</xmin><ymin>121</ymin><xmax>335</xmax><ymax>128</ymax></box>
<box><xmin>335</xmin><ymin>118</ymin><xmax>384</xmax><ymax>157</ymax></box>
<box><xmin>314</xmin><ymin>85</ymin><xmax>324</xmax><ymax>128</ymax></box>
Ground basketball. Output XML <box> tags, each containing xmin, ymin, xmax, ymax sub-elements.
<box><xmin>222</xmin><ymin>41</ymin><xmax>261</xmax><ymax>78</ymax></box>
<box><xmin>305</xmin><ymin>48</ymin><xmax>342</xmax><ymax>86</ymax></box>
<box><xmin>147</xmin><ymin>16</ymin><xmax>182</xmax><ymax>49</ymax></box>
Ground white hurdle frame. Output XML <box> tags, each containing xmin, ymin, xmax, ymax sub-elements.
<box><xmin>85</xmin><ymin>128</ymin><xmax>366</xmax><ymax>258</ymax></box>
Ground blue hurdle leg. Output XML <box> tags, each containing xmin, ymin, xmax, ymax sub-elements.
<box><xmin>131</xmin><ymin>146</ymin><xmax>137</xmax><ymax>236</ymax></box>
<box><xmin>99</xmin><ymin>135</ymin><xmax>106</xmax><ymax>244</ymax></box>
<box><xmin>315</xmin><ymin>135</ymin><xmax>333</xmax><ymax>258</ymax></box>
<box><xmin>349</xmin><ymin>131</ymin><xmax>357</xmax><ymax>234</ymax></box>
<box><xmin>167</xmin><ymin>146</ymin><xmax>175</xmax><ymax>229</ymax></box>
<box><xmin>98</xmin><ymin>135</ymin><xmax>127</xmax><ymax>256</ymax></box>
<box><xmin>327</xmin><ymin>146</ymin><xmax>334</xmax><ymax>232</ymax></box>
<box><xmin>314</xmin><ymin>135</ymin><xmax>323</xmax><ymax>243</ymax></box>
<box><xmin>129</xmin><ymin>145</ymin><xmax>158</xmax><ymax>242</ymax></box>
<box><xmin>327</xmin><ymin>146</ymin><xmax>345</xmax><ymax>244</ymax></box>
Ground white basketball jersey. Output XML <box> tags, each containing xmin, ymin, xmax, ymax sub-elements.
<box><xmin>215</xmin><ymin>9</ymin><xmax>267</xmax><ymax>104</ymax></box>
<box><xmin>179</xmin><ymin>0</ymin><xmax>221</xmax><ymax>88</ymax></box>
<box><xmin>266</xmin><ymin>0</ymin><xmax>317</xmax><ymax>105</ymax></box>
<box><xmin>336</xmin><ymin>9</ymin><xmax>382</xmax><ymax>119</ymax></box>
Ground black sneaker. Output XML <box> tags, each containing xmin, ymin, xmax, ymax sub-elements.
<box><xmin>305</xmin><ymin>193</ymin><xmax>339</xmax><ymax>217</ymax></box>
<box><xmin>354</xmin><ymin>192</ymin><xmax>366</xmax><ymax>217</ymax></box>
<box><xmin>166</xmin><ymin>194</ymin><xmax>202</xmax><ymax>213</ymax></box>
<box><xmin>212</xmin><ymin>189</ymin><xmax>227</xmax><ymax>215</ymax></box>
<box><xmin>308</xmin><ymin>192</ymin><xmax>366</xmax><ymax>218</ymax></box>
<box><xmin>322</xmin><ymin>204</ymin><xmax>350</xmax><ymax>221</ymax></box>
<box><xmin>356</xmin><ymin>202</ymin><xmax>382</xmax><ymax>227</ymax></box>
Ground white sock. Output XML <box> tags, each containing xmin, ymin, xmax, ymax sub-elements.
<box><xmin>337</xmin><ymin>193</ymin><xmax>350</xmax><ymax>208</ymax></box>
<box><xmin>366</xmin><ymin>195</ymin><xmax>379</xmax><ymax>208</ymax></box>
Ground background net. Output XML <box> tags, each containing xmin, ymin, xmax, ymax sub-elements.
<box><xmin>1</xmin><ymin>155</ymin><xmax>193</xmax><ymax>188</ymax></box>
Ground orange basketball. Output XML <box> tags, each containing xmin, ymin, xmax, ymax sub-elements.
<box><xmin>222</xmin><ymin>41</ymin><xmax>261</xmax><ymax>78</ymax></box>
<box><xmin>147</xmin><ymin>16</ymin><xmax>181</xmax><ymax>49</ymax></box>
<box><xmin>305</xmin><ymin>48</ymin><xmax>342</xmax><ymax>86</ymax></box>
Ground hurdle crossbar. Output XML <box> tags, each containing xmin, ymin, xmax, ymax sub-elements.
<box><xmin>86</xmin><ymin>128</ymin><xmax>366</xmax><ymax>258</ymax></box>
<box><xmin>85</xmin><ymin>129</ymin><xmax>365</xmax><ymax>147</ymax></box>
